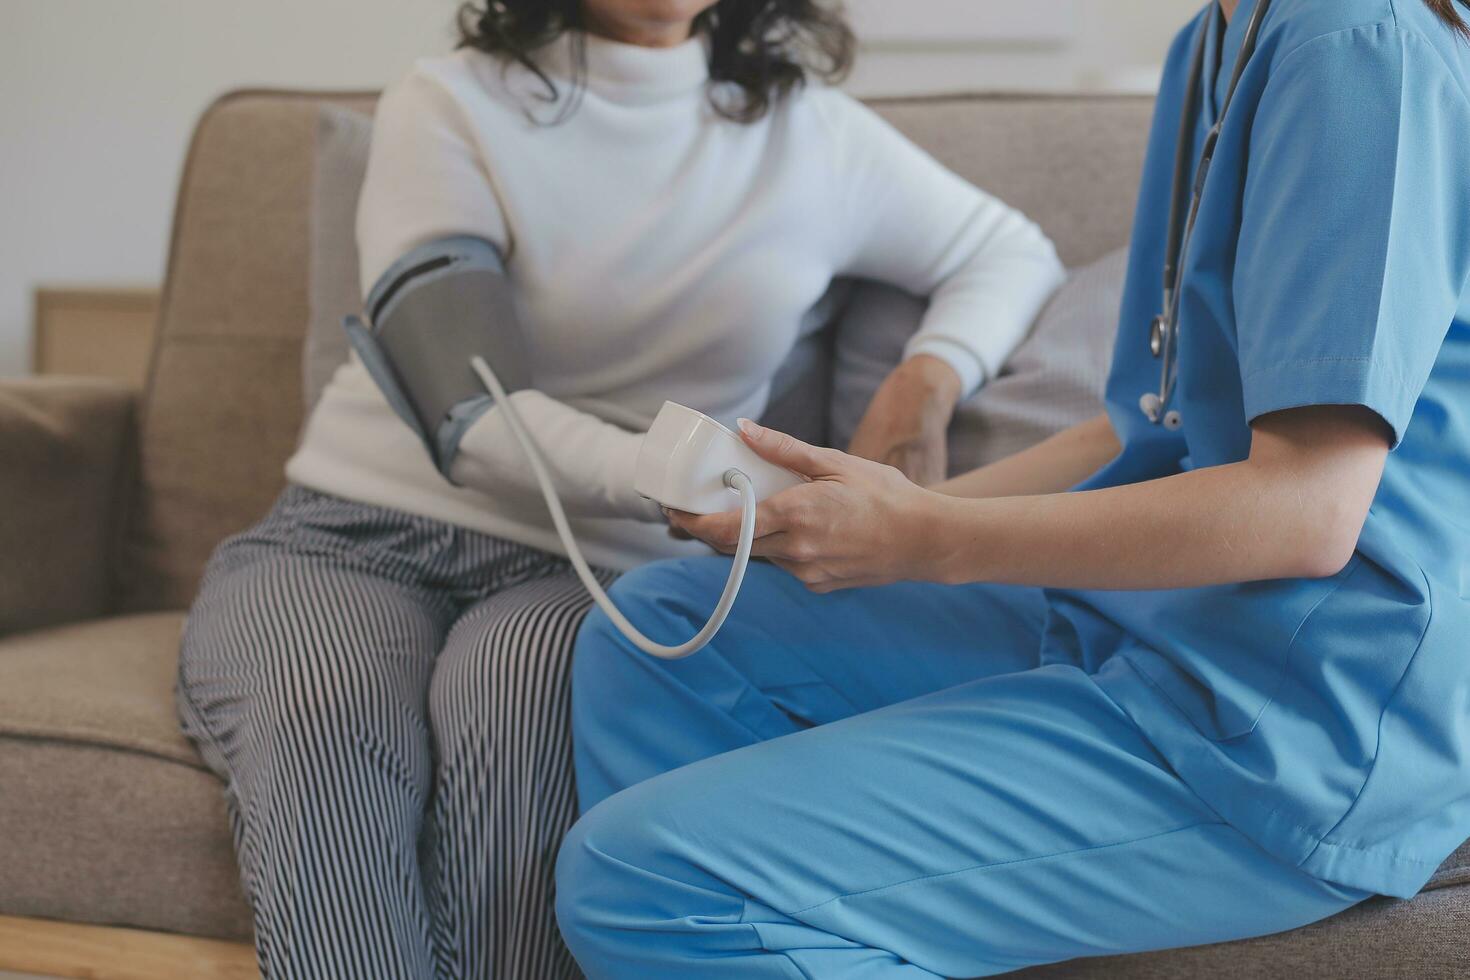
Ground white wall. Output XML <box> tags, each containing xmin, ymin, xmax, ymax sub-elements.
<box><xmin>851</xmin><ymin>0</ymin><xmax>1198</xmax><ymax>97</ymax></box>
<box><xmin>0</xmin><ymin>0</ymin><xmax>460</xmax><ymax>378</ymax></box>
<box><xmin>0</xmin><ymin>0</ymin><xmax>1200</xmax><ymax>377</ymax></box>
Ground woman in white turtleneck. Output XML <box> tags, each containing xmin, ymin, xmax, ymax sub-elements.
<box><xmin>177</xmin><ymin>1</ymin><xmax>1064</xmax><ymax>977</ymax></box>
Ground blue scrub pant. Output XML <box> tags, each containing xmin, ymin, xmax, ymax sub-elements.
<box><xmin>556</xmin><ymin>559</ymin><xmax>1371</xmax><ymax>978</ymax></box>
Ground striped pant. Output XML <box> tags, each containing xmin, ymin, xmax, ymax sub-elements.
<box><xmin>177</xmin><ymin>486</ymin><xmax>612</xmax><ymax>979</ymax></box>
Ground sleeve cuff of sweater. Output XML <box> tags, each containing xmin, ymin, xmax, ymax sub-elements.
<box><xmin>902</xmin><ymin>336</ymin><xmax>988</xmax><ymax>396</ymax></box>
<box><xmin>608</xmin><ymin>433</ymin><xmax>668</xmax><ymax>523</ymax></box>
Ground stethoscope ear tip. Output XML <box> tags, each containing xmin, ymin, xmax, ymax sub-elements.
<box><xmin>1138</xmin><ymin>393</ymin><xmax>1184</xmax><ymax>429</ymax></box>
<box><xmin>1139</xmin><ymin>392</ymin><xmax>1164</xmax><ymax>422</ymax></box>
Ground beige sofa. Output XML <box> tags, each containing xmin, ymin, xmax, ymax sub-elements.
<box><xmin>1</xmin><ymin>89</ymin><xmax>1466</xmax><ymax>978</ymax></box>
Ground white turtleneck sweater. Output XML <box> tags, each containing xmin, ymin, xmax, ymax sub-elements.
<box><xmin>286</xmin><ymin>34</ymin><xmax>1065</xmax><ymax>571</ymax></box>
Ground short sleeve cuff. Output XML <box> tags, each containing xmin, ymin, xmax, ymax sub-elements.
<box><xmin>903</xmin><ymin>336</ymin><xmax>987</xmax><ymax>396</ymax></box>
<box><xmin>1240</xmin><ymin>356</ymin><xmax>1414</xmax><ymax>448</ymax></box>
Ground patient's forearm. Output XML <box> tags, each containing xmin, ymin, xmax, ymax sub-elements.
<box><xmin>934</xmin><ymin>413</ymin><xmax>1120</xmax><ymax>499</ymax></box>
<box><xmin>451</xmin><ymin>390</ymin><xmax>662</xmax><ymax>522</ymax></box>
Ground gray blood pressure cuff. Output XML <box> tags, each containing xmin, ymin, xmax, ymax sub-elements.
<box><xmin>344</xmin><ymin>236</ymin><xmax>531</xmax><ymax>482</ymax></box>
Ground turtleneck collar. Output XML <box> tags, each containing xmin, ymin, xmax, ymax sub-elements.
<box><xmin>537</xmin><ymin>30</ymin><xmax>710</xmax><ymax>104</ymax></box>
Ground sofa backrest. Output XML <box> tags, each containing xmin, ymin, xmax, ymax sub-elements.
<box><xmin>116</xmin><ymin>91</ymin><xmax>376</xmax><ymax>611</ymax></box>
<box><xmin>114</xmin><ymin>89</ymin><xmax>1153</xmax><ymax>612</ymax></box>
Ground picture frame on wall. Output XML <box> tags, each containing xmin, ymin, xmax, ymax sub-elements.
<box><xmin>32</xmin><ymin>287</ymin><xmax>159</xmax><ymax>387</ymax></box>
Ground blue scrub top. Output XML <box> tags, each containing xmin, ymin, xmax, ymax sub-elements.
<box><xmin>1048</xmin><ymin>0</ymin><xmax>1470</xmax><ymax>898</ymax></box>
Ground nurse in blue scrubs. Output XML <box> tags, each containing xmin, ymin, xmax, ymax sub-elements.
<box><xmin>556</xmin><ymin>1</ymin><xmax>1470</xmax><ymax>975</ymax></box>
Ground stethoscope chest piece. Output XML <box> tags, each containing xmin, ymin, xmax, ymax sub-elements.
<box><xmin>1149</xmin><ymin>315</ymin><xmax>1167</xmax><ymax>357</ymax></box>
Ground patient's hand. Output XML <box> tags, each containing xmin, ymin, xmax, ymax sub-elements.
<box><xmin>847</xmin><ymin>354</ymin><xmax>961</xmax><ymax>487</ymax></box>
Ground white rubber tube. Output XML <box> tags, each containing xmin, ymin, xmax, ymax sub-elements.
<box><xmin>470</xmin><ymin>356</ymin><xmax>756</xmax><ymax>659</ymax></box>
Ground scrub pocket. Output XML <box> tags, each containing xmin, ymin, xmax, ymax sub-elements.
<box><xmin>1268</xmin><ymin>555</ymin><xmax>1432</xmax><ymax>746</ymax></box>
<box><xmin>1141</xmin><ymin>554</ymin><xmax>1433</xmax><ymax>743</ymax></box>
<box><xmin>1110</xmin><ymin>559</ymin><xmax>1366</xmax><ymax>742</ymax></box>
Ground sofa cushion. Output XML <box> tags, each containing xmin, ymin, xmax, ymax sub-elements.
<box><xmin>831</xmin><ymin>248</ymin><xmax>1124</xmax><ymax>471</ymax></box>
<box><xmin>949</xmin><ymin>247</ymin><xmax>1124</xmax><ymax>471</ymax></box>
<box><xmin>1435</xmin><ymin>839</ymin><xmax>1470</xmax><ymax>890</ymax></box>
<box><xmin>870</xmin><ymin>95</ymin><xmax>1151</xmax><ymax>269</ymax></box>
<box><xmin>0</xmin><ymin>612</ymin><xmax>193</xmax><ymax>763</ymax></box>
<box><xmin>0</xmin><ymin>613</ymin><xmax>251</xmax><ymax>940</ymax></box>
<box><xmin>303</xmin><ymin>105</ymin><xmax>373</xmax><ymax>414</ymax></box>
<box><xmin>0</xmin><ymin>378</ymin><xmax>134</xmax><ymax>636</ymax></box>
<box><xmin>1019</xmin><ymin>885</ymin><xmax>1470</xmax><ymax>978</ymax></box>
<box><xmin>117</xmin><ymin>92</ymin><xmax>377</xmax><ymax>612</ymax></box>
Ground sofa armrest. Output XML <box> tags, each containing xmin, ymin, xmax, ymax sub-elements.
<box><xmin>0</xmin><ymin>377</ymin><xmax>135</xmax><ymax>636</ymax></box>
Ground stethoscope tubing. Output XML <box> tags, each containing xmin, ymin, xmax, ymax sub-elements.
<box><xmin>1146</xmin><ymin>0</ymin><xmax>1274</xmax><ymax>427</ymax></box>
<box><xmin>470</xmin><ymin>356</ymin><xmax>758</xmax><ymax>660</ymax></box>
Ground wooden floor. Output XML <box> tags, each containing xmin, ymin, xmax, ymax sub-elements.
<box><xmin>0</xmin><ymin>916</ymin><xmax>258</xmax><ymax>980</ymax></box>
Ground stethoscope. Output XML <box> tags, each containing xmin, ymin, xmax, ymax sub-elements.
<box><xmin>1140</xmin><ymin>0</ymin><xmax>1273</xmax><ymax>428</ymax></box>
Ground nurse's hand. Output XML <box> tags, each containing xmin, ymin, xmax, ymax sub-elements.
<box><xmin>667</xmin><ymin>420</ymin><xmax>939</xmax><ymax>593</ymax></box>
<box><xmin>847</xmin><ymin>355</ymin><xmax>962</xmax><ymax>487</ymax></box>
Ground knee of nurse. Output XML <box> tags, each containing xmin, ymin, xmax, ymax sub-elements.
<box><xmin>554</xmin><ymin>815</ymin><xmax>605</xmax><ymax>952</ymax></box>
<box><xmin>555</xmin><ymin>795</ymin><xmax>662</xmax><ymax>953</ymax></box>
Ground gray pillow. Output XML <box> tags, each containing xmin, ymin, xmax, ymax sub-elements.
<box><xmin>299</xmin><ymin>104</ymin><xmax>836</xmax><ymax>445</ymax></box>
<box><xmin>757</xmin><ymin>280</ymin><xmax>850</xmax><ymax>448</ymax></box>
<box><xmin>303</xmin><ymin>105</ymin><xmax>373</xmax><ymax>413</ymax></box>
<box><xmin>830</xmin><ymin>248</ymin><xmax>1126</xmax><ymax>473</ymax></box>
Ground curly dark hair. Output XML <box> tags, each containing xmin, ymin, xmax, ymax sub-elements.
<box><xmin>456</xmin><ymin>1</ymin><xmax>855</xmax><ymax>123</ymax></box>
